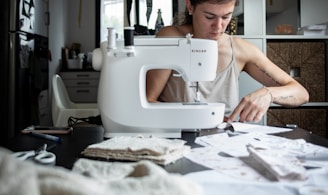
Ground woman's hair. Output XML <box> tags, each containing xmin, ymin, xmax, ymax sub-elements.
<box><xmin>173</xmin><ymin>0</ymin><xmax>239</xmax><ymax>25</ymax></box>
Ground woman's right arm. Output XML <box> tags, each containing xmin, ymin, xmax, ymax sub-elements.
<box><xmin>146</xmin><ymin>69</ymin><xmax>172</xmax><ymax>102</ymax></box>
<box><xmin>146</xmin><ymin>26</ymin><xmax>184</xmax><ymax>102</ymax></box>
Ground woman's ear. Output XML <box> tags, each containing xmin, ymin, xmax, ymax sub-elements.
<box><xmin>185</xmin><ymin>0</ymin><xmax>193</xmax><ymax>14</ymax></box>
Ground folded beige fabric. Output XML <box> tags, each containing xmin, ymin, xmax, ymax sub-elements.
<box><xmin>81</xmin><ymin>136</ymin><xmax>190</xmax><ymax>165</ymax></box>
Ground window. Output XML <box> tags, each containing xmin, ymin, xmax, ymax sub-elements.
<box><xmin>100</xmin><ymin>0</ymin><xmax>132</xmax><ymax>41</ymax></box>
<box><xmin>97</xmin><ymin>0</ymin><xmax>178</xmax><ymax>45</ymax></box>
<box><xmin>138</xmin><ymin>0</ymin><xmax>173</xmax><ymax>29</ymax></box>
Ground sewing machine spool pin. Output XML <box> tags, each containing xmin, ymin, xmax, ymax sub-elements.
<box><xmin>107</xmin><ymin>27</ymin><xmax>117</xmax><ymax>50</ymax></box>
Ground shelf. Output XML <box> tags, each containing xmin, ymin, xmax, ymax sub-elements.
<box><xmin>235</xmin><ymin>35</ymin><xmax>328</xmax><ymax>40</ymax></box>
<box><xmin>266</xmin><ymin>35</ymin><xmax>328</xmax><ymax>40</ymax></box>
<box><xmin>270</xmin><ymin>102</ymin><xmax>328</xmax><ymax>108</ymax></box>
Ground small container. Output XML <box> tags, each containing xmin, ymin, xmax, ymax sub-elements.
<box><xmin>67</xmin><ymin>59</ymin><xmax>82</xmax><ymax>69</ymax></box>
<box><xmin>87</xmin><ymin>52</ymin><xmax>93</xmax><ymax>63</ymax></box>
<box><xmin>107</xmin><ymin>27</ymin><xmax>117</xmax><ymax>50</ymax></box>
<box><xmin>275</xmin><ymin>24</ymin><xmax>295</xmax><ymax>35</ymax></box>
<box><xmin>124</xmin><ymin>26</ymin><xmax>134</xmax><ymax>48</ymax></box>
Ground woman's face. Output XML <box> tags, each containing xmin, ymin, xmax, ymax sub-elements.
<box><xmin>187</xmin><ymin>1</ymin><xmax>235</xmax><ymax>40</ymax></box>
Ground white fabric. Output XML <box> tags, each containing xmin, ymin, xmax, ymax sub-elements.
<box><xmin>0</xmin><ymin>147</ymin><xmax>202</xmax><ymax>195</ymax></box>
<box><xmin>72</xmin><ymin>158</ymin><xmax>203</xmax><ymax>195</ymax></box>
<box><xmin>0</xmin><ymin>148</ymin><xmax>108</xmax><ymax>195</ymax></box>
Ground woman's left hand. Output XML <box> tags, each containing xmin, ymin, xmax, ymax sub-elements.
<box><xmin>226</xmin><ymin>88</ymin><xmax>272</xmax><ymax>123</ymax></box>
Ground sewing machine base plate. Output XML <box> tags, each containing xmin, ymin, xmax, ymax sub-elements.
<box><xmin>103</xmin><ymin>128</ymin><xmax>182</xmax><ymax>138</ymax></box>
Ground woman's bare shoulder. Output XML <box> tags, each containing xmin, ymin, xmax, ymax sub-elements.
<box><xmin>232</xmin><ymin>36</ymin><xmax>263</xmax><ymax>56</ymax></box>
<box><xmin>156</xmin><ymin>25</ymin><xmax>190</xmax><ymax>37</ymax></box>
<box><xmin>230</xmin><ymin>36</ymin><xmax>267</xmax><ymax>69</ymax></box>
<box><xmin>232</xmin><ymin>36</ymin><xmax>255</xmax><ymax>47</ymax></box>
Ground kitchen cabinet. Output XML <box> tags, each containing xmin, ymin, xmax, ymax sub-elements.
<box><xmin>60</xmin><ymin>71</ymin><xmax>100</xmax><ymax>103</ymax></box>
<box><xmin>237</xmin><ymin>0</ymin><xmax>328</xmax><ymax>137</ymax></box>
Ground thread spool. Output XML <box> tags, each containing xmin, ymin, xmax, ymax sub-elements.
<box><xmin>107</xmin><ymin>27</ymin><xmax>117</xmax><ymax>50</ymax></box>
<box><xmin>124</xmin><ymin>26</ymin><xmax>134</xmax><ymax>48</ymax></box>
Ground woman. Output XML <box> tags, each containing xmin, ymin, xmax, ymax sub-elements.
<box><xmin>146</xmin><ymin>0</ymin><xmax>309</xmax><ymax>123</ymax></box>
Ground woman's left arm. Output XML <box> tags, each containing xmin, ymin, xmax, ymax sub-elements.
<box><xmin>227</xmin><ymin>38</ymin><xmax>309</xmax><ymax>122</ymax></box>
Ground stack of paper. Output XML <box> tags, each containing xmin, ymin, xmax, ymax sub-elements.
<box><xmin>303</xmin><ymin>24</ymin><xmax>327</xmax><ymax>35</ymax></box>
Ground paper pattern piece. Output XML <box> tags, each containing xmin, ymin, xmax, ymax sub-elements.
<box><xmin>218</xmin><ymin>122</ymin><xmax>293</xmax><ymax>134</ymax></box>
<box><xmin>247</xmin><ymin>145</ymin><xmax>307</xmax><ymax>181</ymax></box>
<box><xmin>184</xmin><ymin>146</ymin><xmax>271</xmax><ymax>182</ymax></box>
<box><xmin>186</xmin><ymin>131</ymin><xmax>328</xmax><ymax>182</ymax></box>
<box><xmin>82</xmin><ymin>136</ymin><xmax>190</xmax><ymax>165</ymax></box>
<box><xmin>184</xmin><ymin>169</ymin><xmax>328</xmax><ymax>195</ymax></box>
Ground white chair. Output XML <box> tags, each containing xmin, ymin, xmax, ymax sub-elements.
<box><xmin>52</xmin><ymin>74</ymin><xmax>99</xmax><ymax>127</ymax></box>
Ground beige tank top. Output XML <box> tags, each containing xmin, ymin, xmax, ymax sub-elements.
<box><xmin>158</xmin><ymin>36</ymin><xmax>239</xmax><ymax>116</ymax></box>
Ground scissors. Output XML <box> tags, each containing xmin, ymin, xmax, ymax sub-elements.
<box><xmin>12</xmin><ymin>144</ymin><xmax>56</xmax><ymax>165</ymax></box>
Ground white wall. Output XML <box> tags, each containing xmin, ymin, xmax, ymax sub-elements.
<box><xmin>46</xmin><ymin>0</ymin><xmax>67</xmax><ymax>125</ymax></box>
<box><xmin>300</xmin><ymin>0</ymin><xmax>328</xmax><ymax>27</ymax></box>
<box><xmin>48</xmin><ymin>0</ymin><xmax>96</xmax><ymax>88</ymax></box>
<box><xmin>48</xmin><ymin>0</ymin><xmax>67</xmax><ymax>89</ymax></box>
<box><xmin>66</xmin><ymin>0</ymin><xmax>96</xmax><ymax>53</ymax></box>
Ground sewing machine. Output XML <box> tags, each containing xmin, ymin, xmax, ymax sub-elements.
<box><xmin>92</xmin><ymin>29</ymin><xmax>225</xmax><ymax>138</ymax></box>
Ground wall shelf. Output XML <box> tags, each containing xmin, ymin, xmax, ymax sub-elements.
<box><xmin>237</xmin><ymin>35</ymin><xmax>328</xmax><ymax>40</ymax></box>
<box><xmin>270</xmin><ymin>102</ymin><xmax>328</xmax><ymax>108</ymax></box>
<box><xmin>266</xmin><ymin>35</ymin><xmax>328</xmax><ymax>40</ymax></box>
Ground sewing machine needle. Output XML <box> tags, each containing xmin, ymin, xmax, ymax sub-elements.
<box><xmin>195</xmin><ymin>82</ymin><xmax>200</xmax><ymax>102</ymax></box>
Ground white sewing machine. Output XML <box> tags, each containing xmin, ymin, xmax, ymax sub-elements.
<box><xmin>92</xmin><ymin>30</ymin><xmax>225</xmax><ymax>138</ymax></box>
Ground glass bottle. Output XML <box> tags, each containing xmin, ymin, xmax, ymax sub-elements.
<box><xmin>154</xmin><ymin>9</ymin><xmax>164</xmax><ymax>34</ymax></box>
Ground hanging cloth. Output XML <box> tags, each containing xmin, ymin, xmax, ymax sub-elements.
<box><xmin>146</xmin><ymin>0</ymin><xmax>152</xmax><ymax>25</ymax></box>
<box><xmin>126</xmin><ymin>0</ymin><xmax>133</xmax><ymax>26</ymax></box>
<box><xmin>78</xmin><ymin>0</ymin><xmax>82</xmax><ymax>28</ymax></box>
